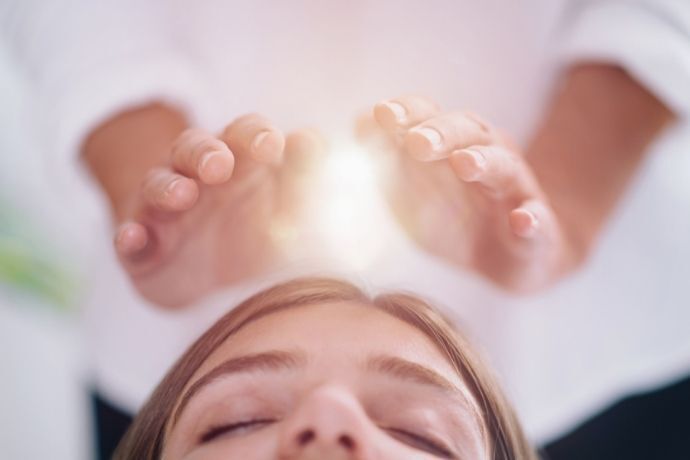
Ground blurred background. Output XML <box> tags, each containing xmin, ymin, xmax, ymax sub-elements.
<box><xmin>0</xmin><ymin>43</ymin><xmax>91</xmax><ymax>458</ymax></box>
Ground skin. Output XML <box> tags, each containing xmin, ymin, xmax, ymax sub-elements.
<box><xmin>366</xmin><ymin>64</ymin><xmax>673</xmax><ymax>292</ymax></box>
<box><xmin>162</xmin><ymin>302</ymin><xmax>488</xmax><ymax>460</ymax></box>
<box><xmin>84</xmin><ymin>64</ymin><xmax>673</xmax><ymax>306</ymax></box>
<box><xmin>83</xmin><ymin>106</ymin><xmax>324</xmax><ymax>307</ymax></box>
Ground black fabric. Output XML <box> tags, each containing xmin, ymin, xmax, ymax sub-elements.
<box><xmin>542</xmin><ymin>374</ymin><xmax>690</xmax><ymax>460</ymax></box>
<box><xmin>92</xmin><ymin>392</ymin><xmax>133</xmax><ymax>460</ymax></box>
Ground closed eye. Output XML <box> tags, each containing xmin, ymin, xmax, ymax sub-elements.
<box><xmin>198</xmin><ymin>419</ymin><xmax>275</xmax><ymax>444</ymax></box>
<box><xmin>386</xmin><ymin>427</ymin><xmax>457</xmax><ymax>459</ymax></box>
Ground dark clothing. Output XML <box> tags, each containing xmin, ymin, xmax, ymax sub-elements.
<box><xmin>92</xmin><ymin>392</ymin><xmax>132</xmax><ymax>460</ymax></box>
<box><xmin>543</xmin><ymin>375</ymin><xmax>690</xmax><ymax>460</ymax></box>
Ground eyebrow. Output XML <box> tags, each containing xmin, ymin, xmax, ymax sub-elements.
<box><xmin>366</xmin><ymin>355</ymin><xmax>461</xmax><ymax>393</ymax></box>
<box><xmin>172</xmin><ymin>350</ymin><xmax>305</xmax><ymax>426</ymax></box>
<box><xmin>171</xmin><ymin>352</ymin><xmax>463</xmax><ymax>428</ymax></box>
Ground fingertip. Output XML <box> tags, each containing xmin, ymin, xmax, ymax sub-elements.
<box><xmin>404</xmin><ymin>126</ymin><xmax>444</xmax><ymax>161</ymax></box>
<box><xmin>198</xmin><ymin>149</ymin><xmax>235</xmax><ymax>184</ymax></box>
<box><xmin>355</xmin><ymin>112</ymin><xmax>382</xmax><ymax>143</ymax></box>
<box><xmin>449</xmin><ymin>148</ymin><xmax>487</xmax><ymax>182</ymax></box>
<box><xmin>115</xmin><ymin>222</ymin><xmax>148</xmax><ymax>256</ymax></box>
<box><xmin>164</xmin><ymin>177</ymin><xmax>199</xmax><ymax>210</ymax></box>
<box><xmin>251</xmin><ymin>130</ymin><xmax>285</xmax><ymax>164</ymax></box>
<box><xmin>285</xmin><ymin>128</ymin><xmax>327</xmax><ymax>155</ymax></box>
<box><xmin>374</xmin><ymin>100</ymin><xmax>408</xmax><ymax>130</ymax></box>
<box><xmin>374</xmin><ymin>95</ymin><xmax>440</xmax><ymax>131</ymax></box>
<box><xmin>284</xmin><ymin>129</ymin><xmax>328</xmax><ymax>174</ymax></box>
<box><xmin>510</xmin><ymin>208</ymin><xmax>539</xmax><ymax>239</ymax></box>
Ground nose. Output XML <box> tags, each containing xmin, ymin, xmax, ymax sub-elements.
<box><xmin>278</xmin><ymin>386</ymin><xmax>375</xmax><ymax>460</ymax></box>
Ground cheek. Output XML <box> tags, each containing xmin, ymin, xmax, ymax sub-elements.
<box><xmin>367</xmin><ymin>429</ymin><xmax>445</xmax><ymax>460</ymax></box>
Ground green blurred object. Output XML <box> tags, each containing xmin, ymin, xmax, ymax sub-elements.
<box><xmin>0</xmin><ymin>200</ymin><xmax>78</xmax><ymax>311</ymax></box>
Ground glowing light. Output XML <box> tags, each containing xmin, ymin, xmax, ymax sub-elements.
<box><xmin>321</xmin><ymin>145</ymin><xmax>378</xmax><ymax>189</ymax></box>
<box><xmin>310</xmin><ymin>142</ymin><xmax>392</xmax><ymax>270</ymax></box>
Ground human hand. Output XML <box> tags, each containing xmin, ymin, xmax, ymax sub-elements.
<box><xmin>112</xmin><ymin>114</ymin><xmax>323</xmax><ymax>307</ymax></box>
<box><xmin>363</xmin><ymin>95</ymin><xmax>580</xmax><ymax>292</ymax></box>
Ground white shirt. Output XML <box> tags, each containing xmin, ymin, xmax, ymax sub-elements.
<box><xmin>2</xmin><ymin>0</ymin><xmax>689</xmax><ymax>442</ymax></box>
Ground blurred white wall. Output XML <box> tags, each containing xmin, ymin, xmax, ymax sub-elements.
<box><xmin>0</xmin><ymin>295</ymin><xmax>89</xmax><ymax>460</ymax></box>
<box><xmin>0</xmin><ymin>44</ymin><xmax>90</xmax><ymax>460</ymax></box>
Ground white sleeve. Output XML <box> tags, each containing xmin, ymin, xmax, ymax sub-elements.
<box><xmin>557</xmin><ymin>0</ymin><xmax>690</xmax><ymax>117</ymax></box>
<box><xmin>0</xmin><ymin>0</ymin><xmax>212</xmax><ymax>192</ymax></box>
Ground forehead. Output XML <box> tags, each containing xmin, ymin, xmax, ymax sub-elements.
<box><xmin>193</xmin><ymin>301</ymin><xmax>462</xmax><ymax>386</ymax></box>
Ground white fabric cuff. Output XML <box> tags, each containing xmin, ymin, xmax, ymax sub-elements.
<box><xmin>35</xmin><ymin>52</ymin><xmax>213</xmax><ymax>202</ymax></box>
<box><xmin>557</xmin><ymin>1</ymin><xmax>690</xmax><ymax>117</ymax></box>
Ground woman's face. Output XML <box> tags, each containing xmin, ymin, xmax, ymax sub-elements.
<box><xmin>163</xmin><ymin>302</ymin><xmax>487</xmax><ymax>459</ymax></box>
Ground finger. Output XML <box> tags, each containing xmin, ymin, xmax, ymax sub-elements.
<box><xmin>171</xmin><ymin>128</ymin><xmax>234</xmax><ymax>185</ymax></box>
<box><xmin>509</xmin><ymin>198</ymin><xmax>557</xmax><ymax>241</ymax></box>
<box><xmin>373</xmin><ymin>95</ymin><xmax>440</xmax><ymax>133</ymax></box>
<box><xmin>448</xmin><ymin>145</ymin><xmax>538</xmax><ymax>201</ymax></box>
<box><xmin>404</xmin><ymin>112</ymin><xmax>494</xmax><ymax>161</ymax></box>
<box><xmin>355</xmin><ymin>111</ymin><xmax>383</xmax><ymax>143</ymax></box>
<box><xmin>114</xmin><ymin>221</ymin><xmax>166</xmax><ymax>276</ymax></box>
<box><xmin>283</xmin><ymin>128</ymin><xmax>328</xmax><ymax>175</ymax></box>
<box><xmin>114</xmin><ymin>221</ymin><xmax>153</xmax><ymax>263</ymax></box>
<box><xmin>355</xmin><ymin>111</ymin><xmax>401</xmax><ymax>164</ymax></box>
<box><xmin>141</xmin><ymin>167</ymin><xmax>199</xmax><ymax>212</ymax></box>
<box><xmin>221</xmin><ymin>113</ymin><xmax>285</xmax><ymax>165</ymax></box>
<box><xmin>270</xmin><ymin>129</ymin><xmax>327</xmax><ymax>246</ymax></box>
<box><xmin>278</xmin><ymin>128</ymin><xmax>327</xmax><ymax>213</ymax></box>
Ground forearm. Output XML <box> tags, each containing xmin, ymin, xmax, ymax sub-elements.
<box><xmin>82</xmin><ymin>103</ymin><xmax>188</xmax><ymax>221</ymax></box>
<box><xmin>526</xmin><ymin>64</ymin><xmax>674</xmax><ymax>260</ymax></box>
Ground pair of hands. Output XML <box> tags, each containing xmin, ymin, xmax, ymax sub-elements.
<box><xmin>114</xmin><ymin>96</ymin><xmax>576</xmax><ymax>308</ymax></box>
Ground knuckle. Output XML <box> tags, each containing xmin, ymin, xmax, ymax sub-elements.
<box><xmin>143</xmin><ymin>167</ymin><xmax>167</xmax><ymax>185</ymax></box>
<box><xmin>226</xmin><ymin>113</ymin><xmax>269</xmax><ymax>134</ymax></box>
<box><xmin>191</xmin><ymin>136</ymin><xmax>220</xmax><ymax>158</ymax></box>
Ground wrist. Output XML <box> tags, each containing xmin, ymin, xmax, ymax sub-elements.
<box><xmin>81</xmin><ymin>103</ymin><xmax>188</xmax><ymax>221</ymax></box>
<box><xmin>526</xmin><ymin>64</ymin><xmax>672</xmax><ymax>263</ymax></box>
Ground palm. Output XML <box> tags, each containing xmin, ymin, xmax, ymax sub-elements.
<box><xmin>366</xmin><ymin>96</ymin><xmax>572</xmax><ymax>292</ymax></box>
<box><xmin>385</xmin><ymin>151</ymin><xmax>552</xmax><ymax>289</ymax></box>
<box><xmin>116</xmin><ymin>122</ymin><xmax>320</xmax><ymax>308</ymax></box>
<box><xmin>132</xmin><ymin>167</ymin><xmax>280</xmax><ymax>306</ymax></box>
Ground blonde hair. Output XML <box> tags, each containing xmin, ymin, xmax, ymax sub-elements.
<box><xmin>115</xmin><ymin>277</ymin><xmax>536</xmax><ymax>459</ymax></box>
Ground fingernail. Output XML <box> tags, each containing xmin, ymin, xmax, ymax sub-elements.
<box><xmin>199</xmin><ymin>150</ymin><xmax>232</xmax><ymax>183</ymax></box>
<box><xmin>382</xmin><ymin>101</ymin><xmax>408</xmax><ymax>124</ymax></box>
<box><xmin>251</xmin><ymin>130</ymin><xmax>271</xmax><ymax>154</ymax></box>
<box><xmin>199</xmin><ymin>150</ymin><xmax>219</xmax><ymax>170</ymax></box>
<box><xmin>465</xmin><ymin>112</ymin><xmax>491</xmax><ymax>134</ymax></box>
<box><xmin>251</xmin><ymin>130</ymin><xmax>284</xmax><ymax>163</ymax></box>
<box><xmin>408</xmin><ymin>128</ymin><xmax>443</xmax><ymax>161</ymax></box>
<box><xmin>165</xmin><ymin>178</ymin><xmax>182</xmax><ymax>195</ymax></box>
<box><xmin>115</xmin><ymin>223</ymin><xmax>147</xmax><ymax>254</ymax></box>
<box><xmin>517</xmin><ymin>210</ymin><xmax>539</xmax><ymax>238</ymax></box>
<box><xmin>453</xmin><ymin>148</ymin><xmax>486</xmax><ymax>181</ymax></box>
<box><xmin>411</xmin><ymin>127</ymin><xmax>443</xmax><ymax>150</ymax></box>
<box><xmin>114</xmin><ymin>224</ymin><xmax>129</xmax><ymax>247</ymax></box>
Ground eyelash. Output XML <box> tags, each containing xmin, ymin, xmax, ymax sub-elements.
<box><xmin>198</xmin><ymin>419</ymin><xmax>275</xmax><ymax>444</ymax></box>
<box><xmin>385</xmin><ymin>428</ymin><xmax>456</xmax><ymax>459</ymax></box>
<box><xmin>199</xmin><ymin>420</ymin><xmax>454</xmax><ymax>458</ymax></box>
